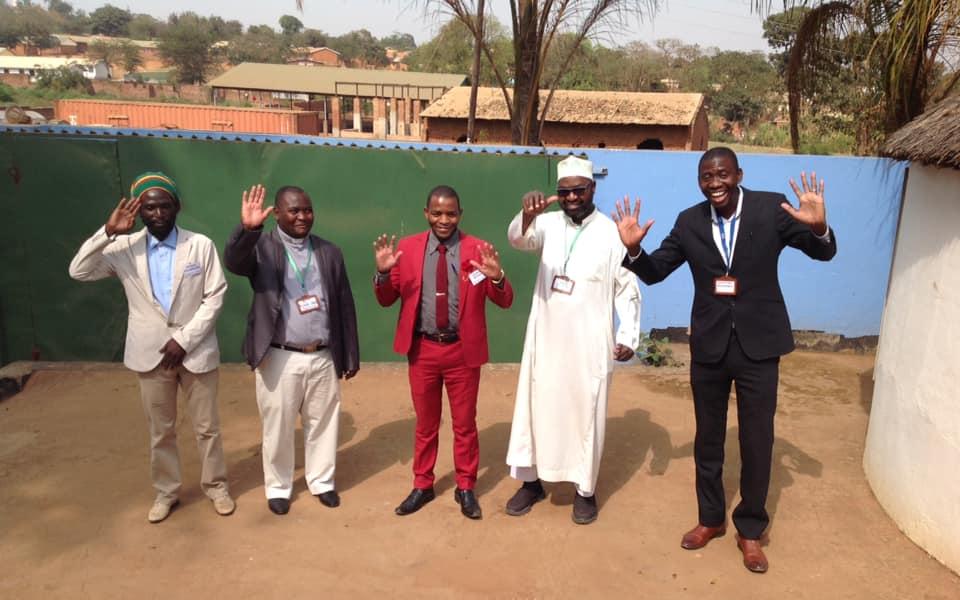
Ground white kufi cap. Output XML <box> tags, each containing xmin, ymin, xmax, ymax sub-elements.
<box><xmin>557</xmin><ymin>155</ymin><xmax>594</xmax><ymax>182</ymax></box>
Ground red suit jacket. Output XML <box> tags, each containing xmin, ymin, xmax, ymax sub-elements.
<box><xmin>374</xmin><ymin>230</ymin><xmax>514</xmax><ymax>368</ymax></box>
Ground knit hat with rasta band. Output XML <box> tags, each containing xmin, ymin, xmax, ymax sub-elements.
<box><xmin>130</xmin><ymin>172</ymin><xmax>179</xmax><ymax>203</ymax></box>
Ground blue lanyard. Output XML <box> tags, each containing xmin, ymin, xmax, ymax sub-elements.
<box><xmin>717</xmin><ymin>215</ymin><xmax>737</xmax><ymax>273</ymax></box>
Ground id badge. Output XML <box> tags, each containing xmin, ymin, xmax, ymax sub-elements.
<box><xmin>468</xmin><ymin>269</ymin><xmax>486</xmax><ymax>286</ymax></box>
<box><xmin>296</xmin><ymin>294</ymin><xmax>321</xmax><ymax>314</ymax></box>
<box><xmin>713</xmin><ymin>276</ymin><xmax>738</xmax><ymax>296</ymax></box>
<box><xmin>551</xmin><ymin>275</ymin><xmax>575</xmax><ymax>295</ymax></box>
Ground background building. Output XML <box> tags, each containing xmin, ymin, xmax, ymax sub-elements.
<box><xmin>209</xmin><ymin>62</ymin><xmax>465</xmax><ymax>138</ymax></box>
<box><xmin>419</xmin><ymin>87</ymin><xmax>708</xmax><ymax>149</ymax></box>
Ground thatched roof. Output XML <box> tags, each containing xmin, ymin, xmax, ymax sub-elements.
<box><xmin>420</xmin><ymin>87</ymin><xmax>704</xmax><ymax>126</ymax></box>
<box><xmin>882</xmin><ymin>95</ymin><xmax>960</xmax><ymax>169</ymax></box>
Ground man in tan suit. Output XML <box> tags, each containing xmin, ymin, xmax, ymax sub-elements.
<box><xmin>69</xmin><ymin>172</ymin><xmax>235</xmax><ymax>523</ymax></box>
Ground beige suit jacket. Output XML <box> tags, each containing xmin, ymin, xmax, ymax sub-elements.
<box><xmin>69</xmin><ymin>225</ymin><xmax>227</xmax><ymax>373</ymax></box>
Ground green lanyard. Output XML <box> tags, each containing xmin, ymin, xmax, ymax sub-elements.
<box><xmin>283</xmin><ymin>239</ymin><xmax>314</xmax><ymax>292</ymax></box>
<box><xmin>563</xmin><ymin>221</ymin><xmax>589</xmax><ymax>274</ymax></box>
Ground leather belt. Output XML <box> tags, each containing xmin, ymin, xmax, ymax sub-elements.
<box><xmin>270</xmin><ymin>342</ymin><xmax>327</xmax><ymax>353</ymax></box>
<box><xmin>419</xmin><ymin>332</ymin><xmax>460</xmax><ymax>344</ymax></box>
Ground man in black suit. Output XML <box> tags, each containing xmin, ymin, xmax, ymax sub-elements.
<box><xmin>613</xmin><ymin>147</ymin><xmax>836</xmax><ymax>573</ymax></box>
<box><xmin>225</xmin><ymin>184</ymin><xmax>359</xmax><ymax>516</ymax></box>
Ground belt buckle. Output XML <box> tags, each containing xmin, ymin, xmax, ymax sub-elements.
<box><xmin>302</xmin><ymin>343</ymin><xmax>318</xmax><ymax>353</ymax></box>
<box><xmin>437</xmin><ymin>333</ymin><xmax>455</xmax><ymax>343</ymax></box>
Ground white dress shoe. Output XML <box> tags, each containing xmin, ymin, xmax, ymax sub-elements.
<box><xmin>211</xmin><ymin>493</ymin><xmax>236</xmax><ymax>516</ymax></box>
<box><xmin>147</xmin><ymin>499</ymin><xmax>179</xmax><ymax>523</ymax></box>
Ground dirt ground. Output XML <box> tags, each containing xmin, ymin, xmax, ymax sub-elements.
<box><xmin>1</xmin><ymin>348</ymin><xmax>957</xmax><ymax>599</ymax></box>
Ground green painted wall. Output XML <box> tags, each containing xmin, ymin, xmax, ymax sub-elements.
<box><xmin>0</xmin><ymin>132</ymin><xmax>558</xmax><ymax>364</ymax></box>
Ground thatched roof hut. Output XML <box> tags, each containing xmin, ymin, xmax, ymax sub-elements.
<box><xmin>881</xmin><ymin>95</ymin><xmax>960</xmax><ymax>169</ymax></box>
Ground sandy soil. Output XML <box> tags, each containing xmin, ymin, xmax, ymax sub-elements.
<box><xmin>1</xmin><ymin>349</ymin><xmax>957</xmax><ymax>599</ymax></box>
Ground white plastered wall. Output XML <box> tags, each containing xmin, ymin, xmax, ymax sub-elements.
<box><xmin>864</xmin><ymin>163</ymin><xmax>960</xmax><ymax>573</ymax></box>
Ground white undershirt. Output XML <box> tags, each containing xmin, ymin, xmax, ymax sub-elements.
<box><xmin>710</xmin><ymin>186</ymin><xmax>744</xmax><ymax>272</ymax></box>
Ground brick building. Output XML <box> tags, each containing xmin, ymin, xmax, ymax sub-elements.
<box><xmin>287</xmin><ymin>47</ymin><xmax>342</xmax><ymax>67</ymax></box>
<box><xmin>209</xmin><ymin>62</ymin><xmax>465</xmax><ymax>139</ymax></box>
<box><xmin>420</xmin><ymin>87</ymin><xmax>709</xmax><ymax>150</ymax></box>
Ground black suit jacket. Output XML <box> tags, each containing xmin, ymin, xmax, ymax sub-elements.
<box><xmin>224</xmin><ymin>225</ymin><xmax>360</xmax><ymax>375</ymax></box>
<box><xmin>624</xmin><ymin>188</ymin><xmax>837</xmax><ymax>363</ymax></box>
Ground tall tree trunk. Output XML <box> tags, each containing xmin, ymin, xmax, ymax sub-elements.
<box><xmin>466</xmin><ymin>0</ymin><xmax>486</xmax><ymax>143</ymax></box>
<box><xmin>512</xmin><ymin>0</ymin><xmax>541</xmax><ymax>146</ymax></box>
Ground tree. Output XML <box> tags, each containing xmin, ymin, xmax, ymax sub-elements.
<box><xmin>119</xmin><ymin>40</ymin><xmax>143</xmax><ymax>73</ymax></box>
<box><xmin>405</xmin><ymin>17</ymin><xmax>510</xmax><ymax>84</ymax></box>
<box><xmin>702</xmin><ymin>51</ymin><xmax>779</xmax><ymax>131</ymax></box>
<box><xmin>9</xmin><ymin>5</ymin><xmax>57</xmax><ymax>52</ymax></box>
<box><xmin>227</xmin><ymin>27</ymin><xmax>291</xmax><ymax>64</ymax></box>
<box><xmin>90</xmin><ymin>4</ymin><xmax>132</xmax><ymax>37</ymax></box>
<box><xmin>754</xmin><ymin>1</ymin><xmax>960</xmax><ymax>153</ymax></box>
<box><xmin>127</xmin><ymin>14</ymin><xmax>166</xmax><ymax>39</ymax></box>
<box><xmin>331</xmin><ymin>29</ymin><xmax>388</xmax><ymax>66</ymax></box>
<box><xmin>88</xmin><ymin>38</ymin><xmax>123</xmax><ymax>64</ymax></box>
<box><xmin>279</xmin><ymin>15</ymin><xmax>304</xmax><ymax>36</ymax></box>
<box><xmin>296</xmin><ymin>28</ymin><xmax>329</xmax><ymax>47</ymax></box>
<box><xmin>418</xmin><ymin>1</ymin><xmax>661</xmax><ymax>145</ymax></box>
<box><xmin>158</xmin><ymin>13</ymin><xmax>219</xmax><ymax>84</ymax></box>
<box><xmin>208</xmin><ymin>16</ymin><xmax>244</xmax><ymax>39</ymax></box>
<box><xmin>380</xmin><ymin>32</ymin><xmax>417</xmax><ymax>50</ymax></box>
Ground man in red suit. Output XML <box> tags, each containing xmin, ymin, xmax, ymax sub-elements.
<box><xmin>373</xmin><ymin>185</ymin><xmax>514</xmax><ymax>519</ymax></box>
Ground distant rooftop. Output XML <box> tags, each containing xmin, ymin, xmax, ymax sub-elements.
<box><xmin>0</xmin><ymin>56</ymin><xmax>97</xmax><ymax>69</ymax></box>
<box><xmin>421</xmin><ymin>87</ymin><xmax>706</xmax><ymax>126</ymax></box>
<box><xmin>209</xmin><ymin>63</ymin><xmax>466</xmax><ymax>101</ymax></box>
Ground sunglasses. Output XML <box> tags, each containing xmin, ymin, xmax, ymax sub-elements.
<box><xmin>556</xmin><ymin>186</ymin><xmax>590</xmax><ymax>197</ymax></box>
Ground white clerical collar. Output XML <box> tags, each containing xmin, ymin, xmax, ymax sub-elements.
<box><xmin>277</xmin><ymin>227</ymin><xmax>309</xmax><ymax>249</ymax></box>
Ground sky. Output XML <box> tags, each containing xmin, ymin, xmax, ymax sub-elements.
<box><xmin>66</xmin><ymin>0</ymin><xmax>773</xmax><ymax>53</ymax></box>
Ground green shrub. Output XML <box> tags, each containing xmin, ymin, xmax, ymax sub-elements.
<box><xmin>35</xmin><ymin>67</ymin><xmax>93</xmax><ymax>94</ymax></box>
<box><xmin>0</xmin><ymin>82</ymin><xmax>14</xmax><ymax>103</ymax></box>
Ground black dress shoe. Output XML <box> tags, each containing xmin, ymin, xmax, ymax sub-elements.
<box><xmin>267</xmin><ymin>498</ymin><xmax>290</xmax><ymax>515</ymax></box>
<box><xmin>454</xmin><ymin>488</ymin><xmax>482</xmax><ymax>520</ymax></box>
<box><xmin>572</xmin><ymin>493</ymin><xmax>598</xmax><ymax>525</ymax></box>
<box><xmin>395</xmin><ymin>487</ymin><xmax>435</xmax><ymax>516</ymax></box>
<box><xmin>505</xmin><ymin>480</ymin><xmax>545</xmax><ymax>516</ymax></box>
<box><xmin>316</xmin><ymin>490</ymin><xmax>340</xmax><ymax>508</ymax></box>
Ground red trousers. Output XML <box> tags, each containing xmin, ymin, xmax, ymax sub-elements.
<box><xmin>407</xmin><ymin>337</ymin><xmax>481</xmax><ymax>490</ymax></box>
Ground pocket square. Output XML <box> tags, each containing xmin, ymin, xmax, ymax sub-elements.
<box><xmin>183</xmin><ymin>262</ymin><xmax>203</xmax><ymax>277</ymax></box>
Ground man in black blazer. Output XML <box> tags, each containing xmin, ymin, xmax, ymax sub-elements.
<box><xmin>613</xmin><ymin>147</ymin><xmax>836</xmax><ymax>573</ymax></box>
<box><xmin>225</xmin><ymin>184</ymin><xmax>359</xmax><ymax>516</ymax></box>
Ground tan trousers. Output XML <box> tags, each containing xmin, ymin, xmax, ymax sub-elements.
<box><xmin>137</xmin><ymin>366</ymin><xmax>229</xmax><ymax>503</ymax></box>
<box><xmin>255</xmin><ymin>347</ymin><xmax>340</xmax><ymax>499</ymax></box>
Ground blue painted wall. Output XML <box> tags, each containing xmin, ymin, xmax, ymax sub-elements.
<box><xmin>571</xmin><ymin>149</ymin><xmax>905</xmax><ymax>337</ymax></box>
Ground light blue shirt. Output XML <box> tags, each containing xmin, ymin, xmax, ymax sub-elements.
<box><xmin>147</xmin><ymin>226</ymin><xmax>178</xmax><ymax>315</ymax></box>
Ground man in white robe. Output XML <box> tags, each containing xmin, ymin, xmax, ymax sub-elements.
<box><xmin>505</xmin><ymin>155</ymin><xmax>641</xmax><ymax>524</ymax></box>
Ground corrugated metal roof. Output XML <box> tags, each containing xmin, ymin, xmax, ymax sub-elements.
<box><xmin>208</xmin><ymin>63</ymin><xmax>466</xmax><ymax>100</ymax></box>
<box><xmin>421</xmin><ymin>87</ymin><xmax>705</xmax><ymax>126</ymax></box>
<box><xmin>0</xmin><ymin>123</ymin><xmax>590</xmax><ymax>156</ymax></box>
<box><xmin>0</xmin><ymin>56</ymin><xmax>95</xmax><ymax>69</ymax></box>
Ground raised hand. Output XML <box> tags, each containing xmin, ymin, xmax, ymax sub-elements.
<box><xmin>469</xmin><ymin>242</ymin><xmax>503</xmax><ymax>279</ymax></box>
<box><xmin>241</xmin><ymin>184</ymin><xmax>273</xmax><ymax>230</ymax></box>
<box><xmin>783</xmin><ymin>171</ymin><xmax>828</xmax><ymax>235</ymax></box>
<box><xmin>612</xmin><ymin>196</ymin><xmax>654</xmax><ymax>255</ymax></box>
<box><xmin>373</xmin><ymin>234</ymin><xmax>403</xmax><ymax>273</ymax></box>
<box><xmin>105</xmin><ymin>196</ymin><xmax>142</xmax><ymax>236</ymax></box>
<box><xmin>521</xmin><ymin>190</ymin><xmax>558</xmax><ymax>217</ymax></box>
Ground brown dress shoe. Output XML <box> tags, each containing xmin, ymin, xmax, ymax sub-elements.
<box><xmin>680</xmin><ymin>523</ymin><xmax>727</xmax><ymax>549</ymax></box>
<box><xmin>736</xmin><ymin>535</ymin><xmax>769</xmax><ymax>573</ymax></box>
